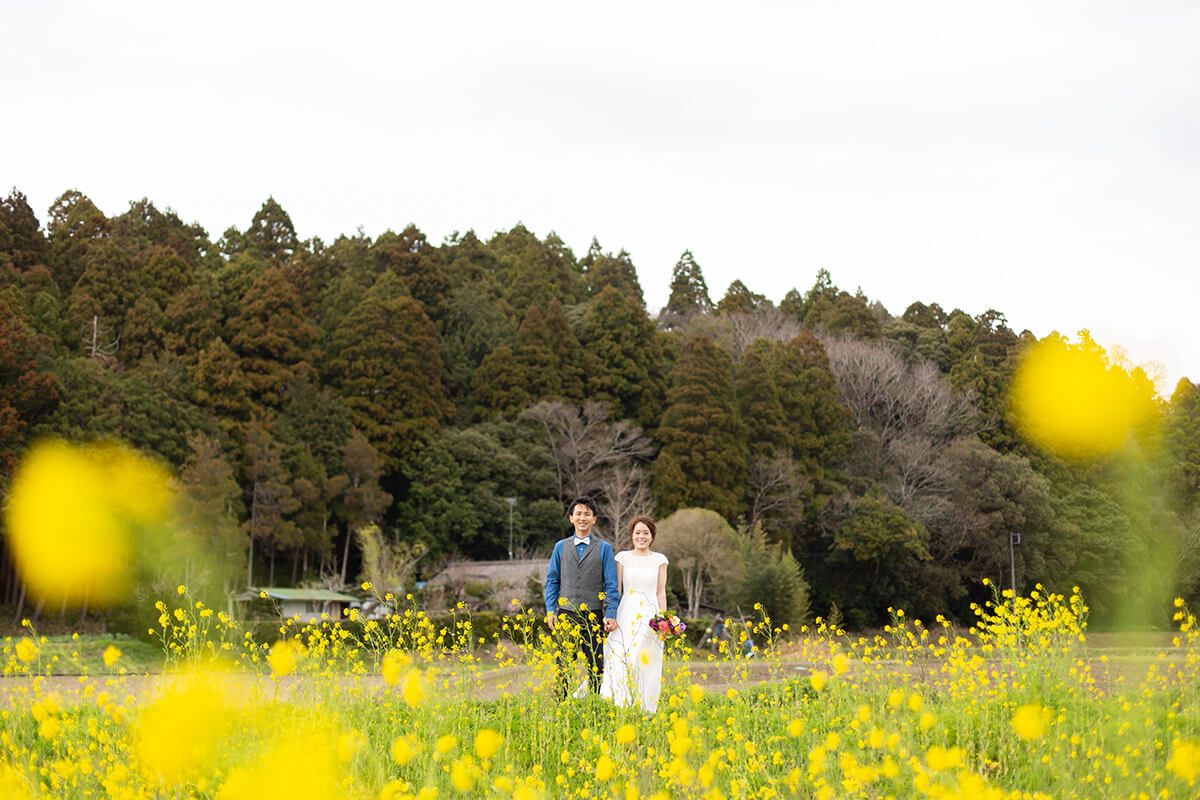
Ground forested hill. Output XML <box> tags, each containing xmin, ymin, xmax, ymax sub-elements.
<box><xmin>1</xmin><ymin>190</ymin><xmax>1198</xmax><ymax>628</ymax></box>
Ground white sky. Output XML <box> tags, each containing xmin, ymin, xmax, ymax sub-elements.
<box><xmin>5</xmin><ymin>1</ymin><xmax>1199</xmax><ymax>390</ymax></box>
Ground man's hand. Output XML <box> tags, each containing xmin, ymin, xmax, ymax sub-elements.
<box><xmin>546</xmin><ymin>613</ymin><xmax>557</xmax><ymax>631</ymax></box>
<box><xmin>604</xmin><ymin>618</ymin><xmax>618</xmax><ymax>633</ymax></box>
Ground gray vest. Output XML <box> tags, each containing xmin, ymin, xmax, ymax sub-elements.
<box><xmin>558</xmin><ymin>538</ymin><xmax>605</xmax><ymax>613</ymax></box>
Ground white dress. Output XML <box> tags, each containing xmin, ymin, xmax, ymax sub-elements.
<box><xmin>600</xmin><ymin>550</ymin><xmax>668</xmax><ymax>713</ymax></box>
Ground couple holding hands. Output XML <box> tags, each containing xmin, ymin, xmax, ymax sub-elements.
<box><xmin>544</xmin><ymin>496</ymin><xmax>670</xmax><ymax>714</ymax></box>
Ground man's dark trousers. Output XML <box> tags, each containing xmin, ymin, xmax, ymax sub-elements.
<box><xmin>554</xmin><ymin>608</ymin><xmax>605</xmax><ymax>700</ymax></box>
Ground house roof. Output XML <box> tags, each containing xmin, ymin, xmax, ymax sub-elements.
<box><xmin>246</xmin><ymin>588</ymin><xmax>359</xmax><ymax>603</ymax></box>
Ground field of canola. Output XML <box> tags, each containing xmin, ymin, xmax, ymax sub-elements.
<box><xmin>1</xmin><ymin>584</ymin><xmax>1199</xmax><ymax>800</ymax></box>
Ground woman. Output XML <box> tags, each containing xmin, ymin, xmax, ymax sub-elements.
<box><xmin>600</xmin><ymin>516</ymin><xmax>668</xmax><ymax>713</ymax></box>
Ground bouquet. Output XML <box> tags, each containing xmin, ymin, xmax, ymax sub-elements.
<box><xmin>648</xmin><ymin>609</ymin><xmax>687</xmax><ymax>641</ymax></box>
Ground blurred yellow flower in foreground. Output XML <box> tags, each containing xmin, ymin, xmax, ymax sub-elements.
<box><xmin>102</xmin><ymin>645</ymin><xmax>122</xmax><ymax>668</ymax></box>
<box><xmin>4</xmin><ymin>439</ymin><xmax>171</xmax><ymax>607</ymax></box>
<box><xmin>1011</xmin><ymin>704</ymin><xmax>1049</xmax><ymax>741</ymax></box>
<box><xmin>14</xmin><ymin>637</ymin><xmax>37</xmax><ymax>663</ymax></box>
<box><xmin>1167</xmin><ymin>740</ymin><xmax>1200</xmax><ymax>782</ymax></box>
<box><xmin>401</xmin><ymin>667</ymin><xmax>428</xmax><ymax>707</ymax></box>
<box><xmin>217</xmin><ymin>732</ymin><xmax>340</xmax><ymax>800</ymax></box>
<box><xmin>474</xmin><ymin>728</ymin><xmax>502</xmax><ymax>760</ymax></box>
<box><xmin>0</xmin><ymin>763</ymin><xmax>34</xmax><ymax>800</ymax></box>
<box><xmin>267</xmin><ymin>640</ymin><xmax>300</xmax><ymax>676</ymax></box>
<box><xmin>1011</xmin><ymin>335</ymin><xmax>1156</xmax><ymax>459</ymax></box>
<box><xmin>133</xmin><ymin>675</ymin><xmax>233</xmax><ymax>785</ymax></box>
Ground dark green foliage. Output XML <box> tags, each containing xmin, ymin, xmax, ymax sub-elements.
<box><xmin>0</xmin><ymin>300</ymin><xmax>59</xmax><ymax>480</ymax></box>
<box><xmin>324</xmin><ymin>271</ymin><xmax>451</xmax><ymax>466</ymax></box>
<box><xmin>581</xmin><ymin>238</ymin><xmax>644</xmax><ymax>307</ymax></box>
<box><xmin>490</xmin><ymin>225</ymin><xmax>582</xmax><ymax>312</ymax></box>
<box><xmin>716</xmin><ymin>280</ymin><xmax>768</xmax><ymax>315</ymax></box>
<box><xmin>578</xmin><ymin>286</ymin><xmax>668</xmax><ymax>430</ymax></box>
<box><xmin>226</xmin><ymin>266</ymin><xmax>320</xmax><ymax>409</ymax></box>
<box><xmin>663</xmin><ymin>250</ymin><xmax>711</xmax><ymax>320</ymax></box>
<box><xmin>653</xmin><ymin>335</ymin><xmax>746</xmax><ymax>521</ymax></box>
<box><xmin>721</xmin><ymin>526</ymin><xmax>811</xmax><ymax>627</ymax></box>
<box><xmin>373</xmin><ymin>225</ymin><xmax>451</xmax><ymax>321</ymax></box>
<box><xmin>243</xmin><ymin>197</ymin><xmax>299</xmax><ymax>263</ymax></box>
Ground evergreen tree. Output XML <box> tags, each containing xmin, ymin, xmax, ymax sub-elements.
<box><xmin>226</xmin><ymin>266</ymin><xmax>319</xmax><ymax>409</ymax></box>
<box><xmin>771</xmin><ymin>332</ymin><xmax>854</xmax><ymax>471</ymax></box>
<box><xmin>663</xmin><ymin>250</ymin><xmax>712</xmax><ymax>319</ymax></box>
<box><xmin>581</xmin><ymin>238</ymin><xmax>645</xmax><ymax>306</ymax></box>
<box><xmin>578</xmin><ymin>286</ymin><xmax>668</xmax><ymax>430</ymax></box>
<box><xmin>490</xmin><ymin>225</ymin><xmax>582</xmax><ymax>311</ymax></box>
<box><xmin>0</xmin><ymin>190</ymin><xmax>49</xmax><ymax>272</ymax></box>
<box><xmin>472</xmin><ymin>343</ymin><xmax>533</xmax><ymax>419</ymax></box>
<box><xmin>120</xmin><ymin>296</ymin><xmax>166</xmax><ymax>364</ymax></box>
<box><xmin>324</xmin><ymin>271</ymin><xmax>450</xmax><ymax>466</ymax></box>
<box><xmin>0</xmin><ymin>300</ymin><xmax>59</xmax><ymax>481</ymax></box>
<box><xmin>373</xmin><ymin>224</ymin><xmax>451</xmax><ymax>321</ymax></box>
<box><xmin>241</xmin><ymin>420</ymin><xmax>301</xmax><ymax>587</ymax></box>
<box><xmin>135</xmin><ymin>245</ymin><xmax>194</xmax><ymax>308</ymax></box>
<box><xmin>652</xmin><ymin>334</ymin><xmax>746</xmax><ymax>520</ymax></box>
<box><xmin>244</xmin><ymin>197</ymin><xmax>299</xmax><ymax>263</ymax></box>
<box><xmin>735</xmin><ymin>339</ymin><xmax>789</xmax><ymax>450</ymax></box>
<box><xmin>46</xmin><ymin>190</ymin><xmax>109</xmax><ymax>291</ymax></box>
<box><xmin>177</xmin><ymin>433</ymin><xmax>246</xmax><ymax>594</ymax></box>
<box><xmin>189</xmin><ymin>337</ymin><xmax>252</xmax><ymax>437</ymax></box>
<box><xmin>440</xmin><ymin>283</ymin><xmax>516</xmax><ymax>420</ymax></box>
<box><xmin>111</xmin><ymin>199</ymin><xmax>208</xmax><ymax>265</ymax></box>
<box><xmin>164</xmin><ymin>282</ymin><xmax>221</xmax><ymax>362</ymax></box>
<box><xmin>716</xmin><ymin>280</ymin><xmax>768</xmax><ymax>315</ymax></box>
<box><xmin>67</xmin><ymin>239</ymin><xmax>135</xmax><ymax>349</ymax></box>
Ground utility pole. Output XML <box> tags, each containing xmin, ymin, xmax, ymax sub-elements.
<box><xmin>505</xmin><ymin>497</ymin><xmax>517</xmax><ymax>560</ymax></box>
<box><xmin>1009</xmin><ymin>531</ymin><xmax>1021</xmax><ymax>596</ymax></box>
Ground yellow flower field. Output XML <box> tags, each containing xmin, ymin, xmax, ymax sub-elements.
<box><xmin>1</xmin><ymin>585</ymin><xmax>1199</xmax><ymax>799</ymax></box>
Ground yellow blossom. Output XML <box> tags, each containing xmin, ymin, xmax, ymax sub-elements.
<box><xmin>102</xmin><ymin>644</ymin><xmax>122</xmax><ymax>667</ymax></box>
<box><xmin>267</xmin><ymin>640</ymin><xmax>299</xmax><ymax>676</ymax></box>
<box><xmin>1012</xmin><ymin>704</ymin><xmax>1049</xmax><ymax>741</ymax></box>
<box><xmin>474</xmin><ymin>729</ymin><xmax>502</xmax><ymax>760</ymax></box>
<box><xmin>401</xmin><ymin>668</ymin><xmax>428</xmax><ymax>707</ymax></box>
<box><xmin>15</xmin><ymin>637</ymin><xmax>37</xmax><ymax>663</ymax></box>
<box><xmin>4</xmin><ymin>440</ymin><xmax>169</xmax><ymax>607</ymax></box>
<box><xmin>1167</xmin><ymin>740</ymin><xmax>1200</xmax><ymax>782</ymax></box>
<box><xmin>392</xmin><ymin>735</ymin><xmax>419</xmax><ymax>765</ymax></box>
<box><xmin>616</xmin><ymin>724</ymin><xmax>637</xmax><ymax>745</ymax></box>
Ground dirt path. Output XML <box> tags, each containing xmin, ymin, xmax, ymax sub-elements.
<box><xmin>0</xmin><ymin>659</ymin><xmax>814</xmax><ymax>706</ymax></box>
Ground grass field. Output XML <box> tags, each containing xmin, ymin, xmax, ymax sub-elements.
<box><xmin>2</xmin><ymin>586</ymin><xmax>1199</xmax><ymax>799</ymax></box>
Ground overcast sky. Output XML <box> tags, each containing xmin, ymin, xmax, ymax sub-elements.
<box><xmin>6</xmin><ymin>1</ymin><xmax>1198</xmax><ymax>389</ymax></box>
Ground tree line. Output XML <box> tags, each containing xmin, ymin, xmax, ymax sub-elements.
<box><xmin>1</xmin><ymin>189</ymin><xmax>1198</xmax><ymax>628</ymax></box>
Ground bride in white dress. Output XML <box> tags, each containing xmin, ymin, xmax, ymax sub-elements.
<box><xmin>600</xmin><ymin>516</ymin><xmax>669</xmax><ymax>713</ymax></box>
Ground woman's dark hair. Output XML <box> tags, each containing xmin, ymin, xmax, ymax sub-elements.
<box><xmin>567</xmin><ymin>496</ymin><xmax>598</xmax><ymax>517</ymax></box>
<box><xmin>628</xmin><ymin>515</ymin><xmax>657</xmax><ymax>541</ymax></box>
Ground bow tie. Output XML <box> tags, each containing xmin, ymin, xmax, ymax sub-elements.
<box><xmin>573</xmin><ymin>537</ymin><xmax>591</xmax><ymax>547</ymax></box>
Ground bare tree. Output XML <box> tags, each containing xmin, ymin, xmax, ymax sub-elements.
<box><xmin>822</xmin><ymin>335</ymin><xmax>980</xmax><ymax>529</ymax></box>
<box><xmin>822</xmin><ymin>336</ymin><xmax>978</xmax><ymax>447</ymax></box>
<box><xmin>594</xmin><ymin>462</ymin><xmax>655</xmax><ymax>549</ymax></box>
<box><xmin>685</xmin><ymin>307</ymin><xmax>804</xmax><ymax>362</ymax></box>
<box><xmin>746</xmin><ymin>450</ymin><xmax>811</xmax><ymax>531</ymax></box>
<box><xmin>523</xmin><ymin>400</ymin><xmax>654</xmax><ymax>501</ymax></box>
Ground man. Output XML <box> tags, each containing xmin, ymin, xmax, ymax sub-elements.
<box><xmin>544</xmin><ymin>496</ymin><xmax>619</xmax><ymax>699</ymax></box>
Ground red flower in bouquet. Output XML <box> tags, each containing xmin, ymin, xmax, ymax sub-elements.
<box><xmin>648</xmin><ymin>609</ymin><xmax>687</xmax><ymax>641</ymax></box>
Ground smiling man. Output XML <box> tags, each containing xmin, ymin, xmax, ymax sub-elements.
<box><xmin>544</xmin><ymin>496</ymin><xmax>619</xmax><ymax>699</ymax></box>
